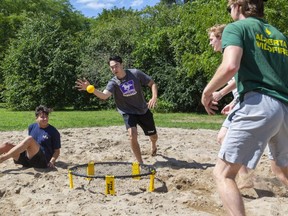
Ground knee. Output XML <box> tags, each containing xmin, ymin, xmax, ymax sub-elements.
<box><xmin>21</xmin><ymin>136</ymin><xmax>37</xmax><ymax>147</ymax></box>
<box><xmin>128</xmin><ymin>128</ymin><xmax>138</xmax><ymax>141</ymax></box>
<box><xmin>213</xmin><ymin>167</ymin><xmax>223</xmax><ymax>182</ymax></box>
<box><xmin>25</xmin><ymin>136</ymin><xmax>34</xmax><ymax>142</ymax></box>
<box><xmin>212</xmin><ymin>162</ymin><xmax>238</xmax><ymax>182</ymax></box>
<box><xmin>150</xmin><ymin>134</ymin><xmax>158</xmax><ymax>142</ymax></box>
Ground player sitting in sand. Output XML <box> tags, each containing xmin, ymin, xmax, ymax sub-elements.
<box><xmin>0</xmin><ymin>105</ymin><xmax>61</xmax><ymax>168</ymax></box>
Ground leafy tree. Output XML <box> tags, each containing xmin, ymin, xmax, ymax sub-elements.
<box><xmin>0</xmin><ymin>0</ymin><xmax>87</xmax><ymax>56</ymax></box>
<box><xmin>1</xmin><ymin>0</ymin><xmax>286</xmax><ymax>112</ymax></box>
<box><xmin>1</xmin><ymin>15</ymin><xmax>81</xmax><ymax>110</ymax></box>
<box><xmin>0</xmin><ymin>0</ymin><xmax>87</xmax><ymax>101</ymax></box>
<box><xmin>160</xmin><ymin>0</ymin><xmax>192</xmax><ymax>4</ymax></box>
<box><xmin>131</xmin><ymin>1</ymin><xmax>231</xmax><ymax>112</ymax></box>
<box><xmin>160</xmin><ymin>0</ymin><xmax>177</xmax><ymax>4</ymax></box>
<box><xmin>74</xmin><ymin>8</ymin><xmax>142</xmax><ymax>110</ymax></box>
<box><xmin>265</xmin><ymin>0</ymin><xmax>288</xmax><ymax>35</ymax></box>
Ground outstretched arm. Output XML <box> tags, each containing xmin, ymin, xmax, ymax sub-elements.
<box><xmin>147</xmin><ymin>80</ymin><xmax>158</xmax><ymax>109</ymax></box>
<box><xmin>75</xmin><ymin>78</ymin><xmax>112</xmax><ymax>100</ymax></box>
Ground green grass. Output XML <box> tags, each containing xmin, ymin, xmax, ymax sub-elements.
<box><xmin>154</xmin><ymin>112</ymin><xmax>225</xmax><ymax>130</ymax></box>
<box><xmin>0</xmin><ymin>108</ymin><xmax>226</xmax><ymax>131</ymax></box>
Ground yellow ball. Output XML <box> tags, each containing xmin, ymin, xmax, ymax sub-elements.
<box><xmin>86</xmin><ymin>85</ymin><xmax>95</xmax><ymax>93</ymax></box>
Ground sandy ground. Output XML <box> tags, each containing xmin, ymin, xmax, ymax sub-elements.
<box><xmin>0</xmin><ymin>126</ymin><xmax>287</xmax><ymax>216</ymax></box>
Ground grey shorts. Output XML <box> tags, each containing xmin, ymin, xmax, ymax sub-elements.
<box><xmin>219</xmin><ymin>92</ymin><xmax>288</xmax><ymax>169</ymax></box>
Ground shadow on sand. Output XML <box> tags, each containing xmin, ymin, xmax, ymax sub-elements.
<box><xmin>153</xmin><ymin>154</ymin><xmax>215</xmax><ymax>170</ymax></box>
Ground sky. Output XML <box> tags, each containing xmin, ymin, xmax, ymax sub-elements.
<box><xmin>70</xmin><ymin>0</ymin><xmax>161</xmax><ymax>18</ymax></box>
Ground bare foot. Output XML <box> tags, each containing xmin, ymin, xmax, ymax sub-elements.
<box><xmin>0</xmin><ymin>155</ymin><xmax>5</xmax><ymax>163</ymax></box>
<box><xmin>151</xmin><ymin>148</ymin><xmax>157</xmax><ymax>156</ymax></box>
<box><xmin>151</xmin><ymin>142</ymin><xmax>157</xmax><ymax>156</ymax></box>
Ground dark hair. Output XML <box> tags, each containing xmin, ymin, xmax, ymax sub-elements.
<box><xmin>108</xmin><ymin>56</ymin><xmax>122</xmax><ymax>65</ymax></box>
<box><xmin>35</xmin><ymin>105</ymin><xmax>50</xmax><ymax>117</ymax></box>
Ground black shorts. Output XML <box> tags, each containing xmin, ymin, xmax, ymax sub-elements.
<box><xmin>122</xmin><ymin>110</ymin><xmax>157</xmax><ymax>136</ymax></box>
<box><xmin>14</xmin><ymin>149</ymin><xmax>48</xmax><ymax>168</ymax></box>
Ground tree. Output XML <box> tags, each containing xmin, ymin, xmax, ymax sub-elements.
<box><xmin>265</xmin><ymin>0</ymin><xmax>288</xmax><ymax>35</ymax></box>
<box><xmin>0</xmin><ymin>0</ymin><xmax>88</xmax><ymax>104</ymax></box>
<box><xmin>160</xmin><ymin>0</ymin><xmax>176</xmax><ymax>4</ymax></box>
<box><xmin>1</xmin><ymin>15</ymin><xmax>81</xmax><ymax>110</ymax></box>
<box><xmin>74</xmin><ymin>8</ymin><xmax>142</xmax><ymax>110</ymax></box>
<box><xmin>131</xmin><ymin>1</ymin><xmax>230</xmax><ymax>112</ymax></box>
<box><xmin>1</xmin><ymin>0</ymin><xmax>286</xmax><ymax>112</ymax></box>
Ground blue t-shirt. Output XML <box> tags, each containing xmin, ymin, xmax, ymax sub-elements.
<box><xmin>106</xmin><ymin>69</ymin><xmax>152</xmax><ymax>115</ymax></box>
<box><xmin>28</xmin><ymin>123</ymin><xmax>61</xmax><ymax>163</ymax></box>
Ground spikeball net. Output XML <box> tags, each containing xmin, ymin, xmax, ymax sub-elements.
<box><xmin>68</xmin><ymin>161</ymin><xmax>156</xmax><ymax>195</ymax></box>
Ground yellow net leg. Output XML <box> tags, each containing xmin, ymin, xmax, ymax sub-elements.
<box><xmin>68</xmin><ymin>170</ymin><xmax>74</xmax><ymax>189</ymax></box>
<box><xmin>149</xmin><ymin>173</ymin><xmax>155</xmax><ymax>192</ymax></box>
<box><xmin>132</xmin><ymin>162</ymin><xmax>140</xmax><ymax>180</ymax></box>
<box><xmin>105</xmin><ymin>175</ymin><xmax>115</xmax><ymax>195</ymax></box>
<box><xmin>86</xmin><ymin>160</ymin><xmax>95</xmax><ymax>181</ymax></box>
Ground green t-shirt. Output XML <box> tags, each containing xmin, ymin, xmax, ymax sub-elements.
<box><xmin>222</xmin><ymin>17</ymin><xmax>288</xmax><ymax>104</ymax></box>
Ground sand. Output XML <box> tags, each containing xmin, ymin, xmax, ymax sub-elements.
<box><xmin>0</xmin><ymin>126</ymin><xmax>287</xmax><ymax>216</ymax></box>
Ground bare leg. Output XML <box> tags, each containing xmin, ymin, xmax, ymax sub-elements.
<box><xmin>127</xmin><ymin>127</ymin><xmax>143</xmax><ymax>163</ymax></box>
<box><xmin>0</xmin><ymin>136</ymin><xmax>40</xmax><ymax>163</ymax></box>
<box><xmin>0</xmin><ymin>142</ymin><xmax>16</xmax><ymax>154</ymax></box>
<box><xmin>0</xmin><ymin>142</ymin><xmax>18</xmax><ymax>162</ymax></box>
<box><xmin>217</xmin><ymin>126</ymin><xmax>228</xmax><ymax>145</ymax></box>
<box><xmin>149</xmin><ymin>133</ymin><xmax>158</xmax><ymax>156</ymax></box>
<box><xmin>270</xmin><ymin>160</ymin><xmax>288</xmax><ymax>186</ymax></box>
<box><xmin>217</xmin><ymin>127</ymin><xmax>254</xmax><ymax>190</ymax></box>
<box><xmin>213</xmin><ymin>158</ymin><xmax>246</xmax><ymax>216</ymax></box>
<box><xmin>237</xmin><ymin>166</ymin><xmax>254</xmax><ymax>189</ymax></box>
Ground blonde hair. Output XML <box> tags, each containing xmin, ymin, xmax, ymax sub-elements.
<box><xmin>207</xmin><ymin>24</ymin><xmax>226</xmax><ymax>39</ymax></box>
<box><xmin>228</xmin><ymin>0</ymin><xmax>265</xmax><ymax>17</ymax></box>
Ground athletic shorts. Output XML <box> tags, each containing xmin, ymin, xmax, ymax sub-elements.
<box><xmin>122</xmin><ymin>109</ymin><xmax>157</xmax><ymax>136</ymax></box>
<box><xmin>14</xmin><ymin>149</ymin><xmax>48</xmax><ymax>168</ymax></box>
<box><xmin>219</xmin><ymin>91</ymin><xmax>288</xmax><ymax>169</ymax></box>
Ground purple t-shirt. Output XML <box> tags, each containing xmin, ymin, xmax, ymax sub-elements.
<box><xmin>106</xmin><ymin>69</ymin><xmax>152</xmax><ymax>115</ymax></box>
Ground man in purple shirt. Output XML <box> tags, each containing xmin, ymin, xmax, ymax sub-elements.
<box><xmin>76</xmin><ymin>56</ymin><xmax>158</xmax><ymax>163</ymax></box>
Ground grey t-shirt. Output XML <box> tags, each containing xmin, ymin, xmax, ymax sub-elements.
<box><xmin>105</xmin><ymin>69</ymin><xmax>152</xmax><ymax>115</ymax></box>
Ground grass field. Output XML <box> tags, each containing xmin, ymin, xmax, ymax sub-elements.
<box><xmin>0</xmin><ymin>108</ymin><xmax>226</xmax><ymax>131</ymax></box>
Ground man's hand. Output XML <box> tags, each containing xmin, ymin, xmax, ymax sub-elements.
<box><xmin>47</xmin><ymin>161</ymin><xmax>56</xmax><ymax>168</ymax></box>
<box><xmin>148</xmin><ymin>97</ymin><xmax>157</xmax><ymax>109</ymax></box>
<box><xmin>75</xmin><ymin>78</ymin><xmax>90</xmax><ymax>91</ymax></box>
<box><xmin>201</xmin><ymin>92</ymin><xmax>219</xmax><ymax>115</ymax></box>
<box><xmin>221</xmin><ymin>100</ymin><xmax>236</xmax><ymax>115</ymax></box>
